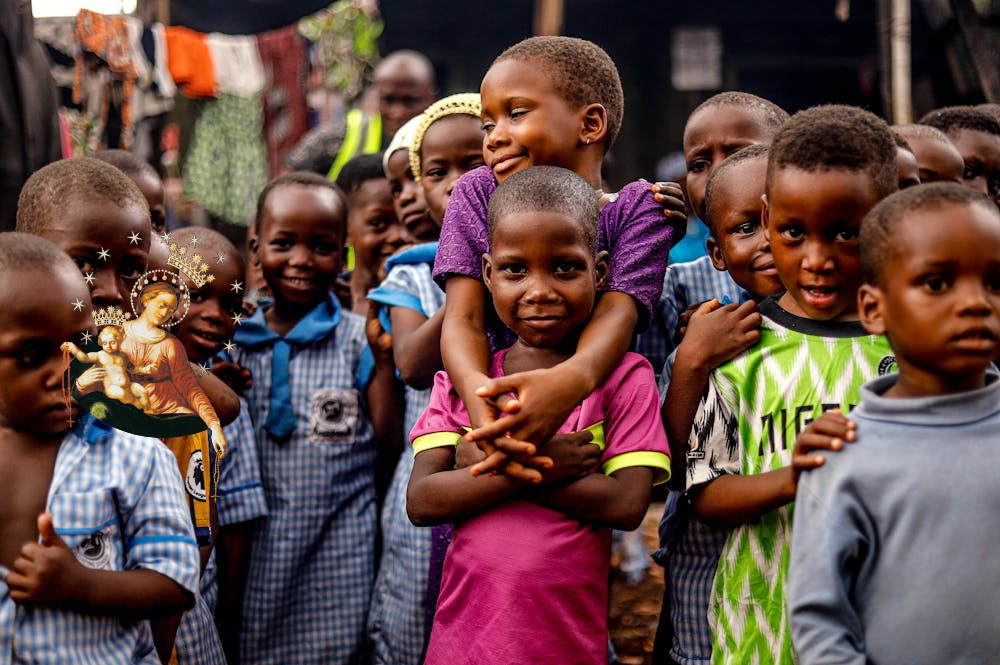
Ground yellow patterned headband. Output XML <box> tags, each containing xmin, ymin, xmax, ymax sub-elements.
<box><xmin>409</xmin><ymin>93</ymin><xmax>482</xmax><ymax>183</ymax></box>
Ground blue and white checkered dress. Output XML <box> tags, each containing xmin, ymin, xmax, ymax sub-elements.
<box><xmin>232</xmin><ymin>311</ymin><xmax>377</xmax><ymax>665</ymax></box>
<box><xmin>367</xmin><ymin>258</ymin><xmax>443</xmax><ymax>665</ymax></box>
<box><xmin>635</xmin><ymin>256</ymin><xmax>744</xmax><ymax>379</ymax></box>
<box><xmin>175</xmin><ymin>399</ymin><xmax>268</xmax><ymax>664</ymax></box>
<box><xmin>0</xmin><ymin>416</ymin><xmax>200</xmax><ymax>664</ymax></box>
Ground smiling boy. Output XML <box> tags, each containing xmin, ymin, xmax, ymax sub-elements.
<box><xmin>789</xmin><ymin>183</ymin><xmax>1000</xmax><ymax>664</ymax></box>
<box><xmin>684</xmin><ymin>105</ymin><xmax>899</xmax><ymax>665</ymax></box>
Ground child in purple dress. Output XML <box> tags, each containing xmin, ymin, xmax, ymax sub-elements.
<box><xmin>409</xmin><ymin>167</ymin><xmax>670</xmax><ymax>665</ymax></box>
<box><xmin>434</xmin><ymin>36</ymin><xmax>684</xmax><ymax>477</ymax></box>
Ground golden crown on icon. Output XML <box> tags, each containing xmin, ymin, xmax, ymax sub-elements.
<box><xmin>167</xmin><ymin>242</ymin><xmax>214</xmax><ymax>288</ymax></box>
<box><xmin>92</xmin><ymin>306</ymin><xmax>133</xmax><ymax>328</ymax></box>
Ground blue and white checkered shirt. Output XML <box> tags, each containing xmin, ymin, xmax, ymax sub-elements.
<box><xmin>232</xmin><ymin>310</ymin><xmax>377</xmax><ymax>665</ymax></box>
<box><xmin>0</xmin><ymin>417</ymin><xmax>199</xmax><ymax>665</ymax></box>
<box><xmin>367</xmin><ymin>259</ymin><xmax>442</xmax><ymax>665</ymax></box>
<box><xmin>635</xmin><ymin>256</ymin><xmax>745</xmax><ymax>377</ymax></box>
<box><xmin>175</xmin><ymin>399</ymin><xmax>268</xmax><ymax>665</ymax></box>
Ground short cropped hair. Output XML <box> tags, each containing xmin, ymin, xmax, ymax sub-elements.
<box><xmin>335</xmin><ymin>153</ymin><xmax>387</xmax><ymax>198</ymax></box>
<box><xmin>93</xmin><ymin>149</ymin><xmax>159</xmax><ymax>180</ymax></box>
<box><xmin>860</xmin><ymin>182</ymin><xmax>998</xmax><ymax>286</ymax></box>
<box><xmin>890</xmin><ymin>130</ymin><xmax>914</xmax><ymax>152</ymax></box>
<box><xmin>919</xmin><ymin>106</ymin><xmax>1000</xmax><ymax>138</ymax></box>
<box><xmin>254</xmin><ymin>171</ymin><xmax>345</xmax><ymax>234</ymax></box>
<box><xmin>16</xmin><ymin>157</ymin><xmax>149</xmax><ymax>234</ymax></box>
<box><xmin>704</xmin><ymin>144</ymin><xmax>770</xmax><ymax>232</ymax></box>
<box><xmin>171</xmin><ymin>227</ymin><xmax>244</xmax><ymax>271</ymax></box>
<box><xmin>893</xmin><ymin>123</ymin><xmax>954</xmax><ymax>145</ymax></box>
<box><xmin>0</xmin><ymin>232</ymin><xmax>80</xmax><ymax>278</ymax></box>
<box><xmin>99</xmin><ymin>326</ymin><xmax>125</xmax><ymax>343</ymax></box>
<box><xmin>688</xmin><ymin>92</ymin><xmax>789</xmax><ymax>138</ymax></box>
<box><xmin>977</xmin><ymin>103</ymin><xmax>1000</xmax><ymax>123</ymax></box>
<box><xmin>767</xmin><ymin>105</ymin><xmax>898</xmax><ymax>200</ymax></box>
<box><xmin>487</xmin><ymin>166</ymin><xmax>600</xmax><ymax>253</ymax></box>
<box><xmin>495</xmin><ymin>36</ymin><xmax>624</xmax><ymax>147</ymax></box>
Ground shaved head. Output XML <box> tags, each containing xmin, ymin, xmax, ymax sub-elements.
<box><xmin>373</xmin><ymin>50</ymin><xmax>437</xmax><ymax>139</ymax></box>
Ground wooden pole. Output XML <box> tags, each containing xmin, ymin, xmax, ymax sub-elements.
<box><xmin>533</xmin><ymin>0</ymin><xmax>563</xmax><ymax>36</ymax></box>
<box><xmin>890</xmin><ymin>0</ymin><xmax>912</xmax><ymax>123</ymax></box>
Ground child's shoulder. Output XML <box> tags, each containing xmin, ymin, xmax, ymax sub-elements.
<box><xmin>601</xmin><ymin>178</ymin><xmax>655</xmax><ymax>217</ymax></box>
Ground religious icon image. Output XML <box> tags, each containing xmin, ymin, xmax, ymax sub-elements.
<box><xmin>62</xmin><ymin>241</ymin><xmax>228</xmax><ymax>455</ymax></box>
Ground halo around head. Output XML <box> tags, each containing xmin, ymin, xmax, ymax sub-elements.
<box><xmin>131</xmin><ymin>269</ymin><xmax>190</xmax><ymax>327</ymax></box>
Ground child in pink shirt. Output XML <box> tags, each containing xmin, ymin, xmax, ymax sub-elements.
<box><xmin>408</xmin><ymin>166</ymin><xmax>671</xmax><ymax>664</ymax></box>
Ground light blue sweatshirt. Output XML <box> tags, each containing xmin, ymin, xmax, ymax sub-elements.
<box><xmin>789</xmin><ymin>371</ymin><xmax>1000</xmax><ymax>665</ymax></box>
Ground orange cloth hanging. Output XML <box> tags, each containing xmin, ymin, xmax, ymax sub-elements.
<box><xmin>163</xmin><ymin>26</ymin><xmax>217</xmax><ymax>98</ymax></box>
<box><xmin>73</xmin><ymin>9</ymin><xmax>137</xmax><ymax>148</ymax></box>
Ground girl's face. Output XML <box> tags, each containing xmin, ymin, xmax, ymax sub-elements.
<box><xmin>684</xmin><ymin>105</ymin><xmax>772</xmax><ymax>219</ymax></box>
<box><xmin>346</xmin><ymin>178</ymin><xmax>408</xmax><ymax>275</ymax></box>
<box><xmin>146</xmin><ymin>292</ymin><xmax>179</xmax><ymax>326</ymax></box>
<box><xmin>386</xmin><ymin>148</ymin><xmax>437</xmax><ymax>241</ymax></box>
<box><xmin>483</xmin><ymin>210</ymin><xmax>608</xmax><ymax>350</ymax></box>
<box><xmin>480</xmin><ymin>58</ymin><xmax>585</xmax><ymax>184</ymax></box>
<box><xmin>419</xmin><ymin>115</ymin><xmax>486</xmax><ymax>222</ymax></box>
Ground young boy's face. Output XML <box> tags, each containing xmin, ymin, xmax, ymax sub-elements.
<box><xmin>859</xmin><ymin>203</ymin><xmax>1000</xmax><ymax>395</ymax></box>
<box><xmin>481</xmin><ymin>59</ymin><xmax>585</xmax><ymax>184</ymax></box>
<box><xmin>254</xmin><ymin>185</ymin><xmax>345</xmax><ymax>311</ymax></box>
<box><xmin>176</xmin><ymin>257</ymin><xmax>246</xmax><ymax>364</ymax></box>
<box><xmin>386</xmin><ymin>148</ymin><xmax>437</xmax><ymax>242</ymax></box>
<box><xmin>950</xmin><ymin>129</ymin><xmax>1000</xmax><ymax>205</ymax></box>
<box><xmin>764</xmin><ymin>167</ymin><xmax>880</xmax><ymax>321</ymax></box>
<box><xmin>906</xmin><ymin>136</ymin><xmax>964</xmax><ymax>184</ymax></box>
<box><xmin>706</xmin><ymin>158</ymin><xmax>784</xmax><ymax>299</ymax></box>
<box><xmin>100</xmin><ymin>332</ymin><xmax>120</xmax><ymax>353</ymax></box>
<box><xmin>419</xmin><ymin>115</ymin><xmax>487</xmax><ymax>221</ymax></box>
<box><xmin>483</xmin><ymin>210</ymin><xmax>608</xmax><ymax>350</ymax></box>
<box><xmin>896</xmin><ymin>148</ymin><xmax>921</xmax><ymax>190</ymax></box>
<box><xmin>37</xmin><ymin>197</ymin><xmax>150</xmax><ymax>310</ymax></box>
<box><xmin>684</xmin><ymin>105</ymin><xmax>773</xmax><ymax>219</ymax></box>
<box><xmin>0</xmin><ymin>267</ymin><xmax>95</xmax><ymax>437</ymax></box>
<box><xmin>346</xmin><ymin>178</ymin><xmax>408</xmax><ymax>275</ymax></box>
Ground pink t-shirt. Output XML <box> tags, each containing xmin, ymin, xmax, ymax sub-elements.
<box><xmin>411</xmin><ymin>350</ymin><xmax>671</xmax><ymax>665</ymax></box>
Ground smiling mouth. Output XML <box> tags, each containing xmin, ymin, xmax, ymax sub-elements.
<box><xmin>282</xmin><ymin>276</ymin><xmax>316</xmax><ymax>289</ymax></box>
<box><xmin>190</xmin><ymin>328</ymin><xmax>226</xmax><ymax>346</ymax></box>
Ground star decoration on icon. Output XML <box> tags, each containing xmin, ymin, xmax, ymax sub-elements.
<box><xmin>193</xmin><ymin>363</ymin><xmax>209</xmax><ymax>376</ymax></box>
<box><xmin>188</xmin><ymin>235</ymin><xmax>200</xmax><ymax>247</ymax></box>
<box><xmin>158</xmin><ymin>231</ymin><xmax>171</xmax><ymax>245</ymax></box>
<box><xmin>81</xmin><ymin>331</ymin><xmax>93</xmax><ymax>344</ymax></box>
<box><xmin>97</xmin><ymin>248</ymin><xmax>110</xmax><ymax>261</ymax></box>
<box><xmin>223</xmin><ymin>340</ymin><xmax>236</xmax><ymax>354</ymax></box>
<box><xmin>216</xmin><ymin>252</ymin><xmax>228</xmax><ymax>265</ymax></box>
<box><xmin>128</xmin><ymin>231</ymin><xmax>142</xmax><ymax>245</ymax></box>
<box><xmin>72</xmin><ymin>298</ymin><xmax>85</xmax><ymax>311</ymax></box>
<box><xmin>230</xmin><ymin>280</ymin><xmax>243</xmax><ymax>293</ymax></box>
<box><xmin>231</xmin><ymin>312</ymin><xmax>244</xmax><ymax>326</ymax></box>
<box><xmin>84</xmin><ymin>272</ymin><xmax>95</xmax><ymax>285</ymax></box>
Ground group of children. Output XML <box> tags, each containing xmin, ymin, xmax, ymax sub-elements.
<box><xmin>0</xmin><ymin>31</ymin><xmax>998</xmax><ymax>665</ymax></box>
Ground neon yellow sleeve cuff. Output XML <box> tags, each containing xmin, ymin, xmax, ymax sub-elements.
<box><xmin>602</xmin><ymin>451</ymin><xmax>672</xmax><ymax>485</ymax></box>
<box><xmin>412</xmin><ymin>431</ymin><xmax>462</xmax><ymax>456</ymax></box>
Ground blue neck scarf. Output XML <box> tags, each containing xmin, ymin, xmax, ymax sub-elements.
<box><xmin>234</xmin><ymin>293</ymin><xmax>342</xmax><ymax>440</ymax></box>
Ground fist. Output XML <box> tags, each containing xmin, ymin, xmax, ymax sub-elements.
<box><xmin>6</xmin><ymin>514</ymin><xmax>83</xmax><ymax>607</ymax></box>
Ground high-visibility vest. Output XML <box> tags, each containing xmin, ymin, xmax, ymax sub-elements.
<box><xmin>327</xmin><ymin>108</ymin><xmax>383</xmax><ymax>181</ymax></box>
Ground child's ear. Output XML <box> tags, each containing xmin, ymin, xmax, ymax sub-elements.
<box><xmin>594</xmin><ymin>250</ymin><xmax>610</xmax><ymax>290</ymax></box>
<box><xmin>580</xmin><ymin>103</ymin><xmax>609</xmax><ymax>146</ymax></box>
<box><xmin>482</xmin><ymin>253</ymin><xmax>494</xmax><ymax>292</ymax></box>
<box><xmin>858</xmin><ymin>283</ymin><xmax>887</xmax><ymax>336</ymax></box>
<box><xmin>706</xmin><ymin>235</ymin><xmax>727</xmax><ymax>272</ymax></box>
<box><xmin>761</xmin><ymin>193</ymin><xmax>772</xmax><ymax>242</ymax></box>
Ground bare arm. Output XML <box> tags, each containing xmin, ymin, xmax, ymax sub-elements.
<box><xmin>439</xmin><ymin>276</ymin><xmax>496</xmax><ymax>430</ymax></box>
<box><xmin>526</xmin><ymin>466</ymin><xmax>655</xmax><ymax>531</ymax></box>
<box><xmin>214</xmin><ymin>521</ymin><xmax>258</xmax><ymax>664</ymax></box>
<box><xmin>406</xmin><ymin>446</ymin><xmax>527</xmax><ymax>526</ymax></box>
<box><xmin>60</xmin><ymin>342</ymin><xmax>99</xmax><ymax>364</ymax></box>
<box><xmin>365</xmin><ymin>311</ymin><xmax>405</xmax><ymax>505</ymax></box>
<box><xmin>195</xmin><ymin>366</ymin><xmax>240</xmax><ymax>427</ymax></box>
<box><xmin>390</xmin><ymin>306</ymin><xmax>444</xmax><ymax>390</ymax></box>
<box><xmin>692</xmin><ymin>469</ymin><xmax>797</xmax><ymax>525</ymax></box>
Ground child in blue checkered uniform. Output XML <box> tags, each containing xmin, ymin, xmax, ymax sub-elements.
<box><xmin>171</xmin><ymin>228</ymin><xmax>269</xmax><ymax>665</ymax></box>
<box><xmin>232</xmin><ymin>173</ymin><xmax>399</xmax><ymax>665</ymax></box>
<box><xmin>0</xmin><ymin>233</ymin><xmax>200</xmax><ymax>663</ymax></box>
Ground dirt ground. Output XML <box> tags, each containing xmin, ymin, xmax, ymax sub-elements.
<box><xmin>608</xmin><ymin>503</ymin><xmax>665</xmax><ymax>665</ymax></box>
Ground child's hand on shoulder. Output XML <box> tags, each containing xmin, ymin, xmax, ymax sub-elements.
<box><xmin>652</xmin><ymin>182</ymin><xmax>687</xmax><ymax>242</ymax></box>
<box><xmin>678</xmin><ymin>299</ymin><xmax>761</xmax><ymax>369</ymax></box>
<box><xmin>6</xmin><ymin>514</ymin><xmax>87</xmax><ymax>608</ymax></box>
<box><xmin>791</xmin><ymin>409</ymin><xmax>856</xmax><ymax>487</ymax></box>
<box><xmin>211</xmin><ymin>361</ymin><xmax>253</xmax><ymax>395</ymax></box>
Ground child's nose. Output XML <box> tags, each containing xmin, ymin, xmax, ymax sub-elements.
<box><xmin>802</xmin><ymin>241</ymin><xmax>835</xmax><ymax>272</ymax></box>
<box><xmin>90</xmin><ymin>268</ymin><xmax>123</xmax><ymax>308</ymax></box>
